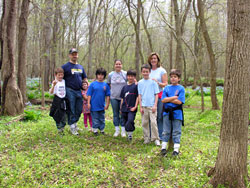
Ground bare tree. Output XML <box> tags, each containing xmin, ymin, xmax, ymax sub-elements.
<box><xmin>87</xmin><ymin>0</ymin><xmax>104</xmax><ymax>78</ymax></box>
<box><xmin>124</xmin><ymin>0</ymin><xmax>144</xmax><ymax>80</ymax></box>
<box><xmin>197</xmin><ymin>0</ymin><xmax>219</xmax><ymax>110</ymax></box>
<box><xmin>1</xmin><ymin>0</ymin><xmax>24</xmax><ymax>115</ymax></box>
<box><xmin>173</xmin><ymin>0</ymin><xmax>192</xmax><ymax>72</ymax></box>
<box><xmin>18</xmin><ymin>0</ymin><xmax>30</xmax><ymax>104</ymax></box>
<box><xmin>209</xmin><ymin>0</ymin><xmax>250</xmax><ymax>187</ymax></box>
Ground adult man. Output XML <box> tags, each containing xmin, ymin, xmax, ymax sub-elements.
<box><xmin>62</xmin><ymin>48</ymin><xmax>87</xmax><ymax>135</ymax></box>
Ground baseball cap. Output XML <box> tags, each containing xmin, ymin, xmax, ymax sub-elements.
<box><xmin>69</xmin><ymin>48</ymin><xmax>78</xmax><ymax>54</ymax></box>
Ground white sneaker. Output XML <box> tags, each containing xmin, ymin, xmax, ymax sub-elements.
<box><xmin>70</xmin><ymin>127</ymin><xmax>79</xmax><ymax>135</ymax></box>
<box><xmin>121</xmin><ymin>131</ymin><xmax>126</xmax><ymax>137</ymax></box>
<box><xmin>155</xmin><ymin>140</ymin><xmax>161</xmax><ymax>146</ymax></box>
<box><xmin>113</xmin><ymin>131</ymin><xmax>120</xmax><ymax>137</ymax></box>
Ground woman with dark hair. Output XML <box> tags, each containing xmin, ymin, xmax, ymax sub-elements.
<box><xmin>148</xmin><ymin>52</ymin><xmax>168</xmax><ymax>140</ymax></box>
<box><xmin>107</xmin><ymin>60</ymin><xmax>127</xmax><ymax>137</ymax></box>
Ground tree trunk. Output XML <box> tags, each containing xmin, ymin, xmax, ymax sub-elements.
<box><xmin>209</xmin><ymin>0</ymin><xmax>250</xmax><ymax>187</ymax></box>
<box><xmin>51</xmin><ymin>0</ymin><xmax>60</xmax><ymax>80</ymax></box>
<box><xmin>197</xmin><ymin>0</ymin><xmax>219</xmax><ymax>110</ymax></box>
<box><xmin>17</xmin><ymin>0</ymin><xmax>30</xmax><ymax>105</ymax></box>
<box><xmin>1</xmin><ymin>0</ymin><xmax>24</xmax><ymax>115</ymax></box>
<box><xmin>173</xmin><ymin>0</ymin><xmax>183</xmax><ymax>71</ymax></box>
<box><xmin>42</xmin><ymin>0</ymin><xmax>53</xmax><ymax>91</ymax></box>
<box><xmin>169</xmin><ymin>0</ymin><xmax>173</xmax><ymax>71</ymax></box>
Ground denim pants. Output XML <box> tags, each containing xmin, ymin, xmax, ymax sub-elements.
<box><xmin>162</xmin><ymin>115</ymin><xmax>182</xmax><ymax>143</ymax></box>
<box><xmin>122</xmin><ymin>111</ymin><xmax>136</xmax><ymax>132</ymax></box>
<box><xmin>66</xmin><ymin>87</ymin><xmax>83</xmax><ymax>125</ymax></box>
<box><xmin>157</xmin><ymin>99</ymin><xmax>164</xmax><ymax>140</ymax></box>
<box><xmin>91</xmin><ymin>110</ymin><xmax>105</xmax><ymax>131</ymax></box>
<box><xmin>110</xmin><ymin>99</ymin><xmax>124</xmax><ymax>127</ymax></box>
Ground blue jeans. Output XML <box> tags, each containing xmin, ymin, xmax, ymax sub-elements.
<box><xmin>66</xmin><ymin>87</ymin><xmax>83</xmax><ymax>125</ymax></box>
<box><xmin>157</xmin><ymin>99</ymin><xmax>164</xmax><ymax>140</ymax></box>
<box><xmin>162</xmin><ymin>115</ymin><xmax>182</xmax><ymax>143</ymax></box>
<box><xmin>110</xmin><ymin>99</ymin><xmax>124</xmax><ymax>127</ymax></box>
<box><xmin>91</xmin><ymin>110</ymin><xmax>105</xmax><ymax>131</ymax></box>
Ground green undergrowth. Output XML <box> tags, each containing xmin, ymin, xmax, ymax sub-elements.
<box><xmin>0</xmin><ymin>106</ymin><xmax>250</xmax><ymax>187</ymax></box>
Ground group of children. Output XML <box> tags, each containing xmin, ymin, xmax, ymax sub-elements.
<box><xmin>50</xmin><ymin>64</ymin><xmax>185</xmax><ymax>156</ymax></box>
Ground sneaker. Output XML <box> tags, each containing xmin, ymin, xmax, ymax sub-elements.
<box><xmin>127</xmin><ymin>136</ymin><xmax>132</xmax><ymax>142</ymax></box>
<box><xmin>70</xmin><ymin>127</ymin><xmax>79</xmax><ymax>135</ymax></box>
<box><xmin>93</xmin><ymin>132</ymin><xmax>98</xmax><ymax>136</ymax></box>
<box><xmin>155</xmin><ymin>140</ymin><xmax>161</xmax><ymax>146</ymax></box>
<box><xmin>113</xmin><ymin>131</ymin><xmax>120</xmax><ymax>137</ymax></box>
<box><xmin>143</xmin><ymin>140</ymin><xmax>150</xmax><ymax>144</ymax></box>
<box><xmin>121</xmin><ymin>131</ymin><xmax>126</xmax><ymax>137</ymax></box>
<box><xmin>58</xmin><ymin>128</ymin><xmax>64</xmax><ymax>135</ymax></box>
<box><xmin>172</xmin><ymin>151</ymin><xmax>179</xmax><ymax>156</ymax></box>
<box><xmin>161</xmin><ymin>149</ymin><xmax>167</xmax><ymax>156</ymax></box>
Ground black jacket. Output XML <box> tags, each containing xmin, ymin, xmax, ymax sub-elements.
<box><xmin>49</xmin><ymin>95</ymin><xmax>70</xmax><ymax>123</ymax></box>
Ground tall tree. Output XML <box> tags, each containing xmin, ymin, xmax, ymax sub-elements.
<box><xmin>42</xmin><ymin>0</ymin><xmax>53</xmax><ymax>91</ymax></box>
<box><xmin>197</xmin><ymin>0</ymin><xmax>219</xmax><ymax>110</ymax></box>
<box><xmin>18</xmin><ymin>0</ymin><xmax>30</xmax><ymax>104</ymax></box>
<box><xmin>209</xmin><ymin>0</ymin><xmax>250</xmax><ymax>187</ymax></box>
<box><xmin>173</xmin><ymin>0</ymin><xmax>192</xmax><ymax>72</ymax></box>
<box><xmin>124</xmin><ymin>0</ymin><xmax>144</xmax><ymax>80</ymax></box>
<box><xmin>1</xmin><ymin>0</ymin><xmax>24</xmax><ymax>115</ymax></box>
<box><xmin>87</xmin><ymin>0</ymin><xmax>104</xmax><ymax>78</ymax></box>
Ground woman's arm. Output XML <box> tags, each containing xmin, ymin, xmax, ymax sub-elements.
<box><xmin>158</xmin><ymin>73</ymin><xmax>168</xmax><ymax>88</ymax></box>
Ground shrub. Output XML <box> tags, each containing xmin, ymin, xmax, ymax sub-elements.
<box><xmin>23</xmin><ymin>110</ymin><xmax>41</xmax><ymax>121</ymax></box>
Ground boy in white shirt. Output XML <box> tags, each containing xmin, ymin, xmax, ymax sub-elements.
<box><xmin>49</xmin><ymin>67</ymin><xmax>68</xmax><ymax>135</ymax></box>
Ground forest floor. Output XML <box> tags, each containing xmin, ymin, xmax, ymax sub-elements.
<box><xmin>0</xmin><ymin>94</ymin><xmax>250</xmax><ymax>187</ymax></box>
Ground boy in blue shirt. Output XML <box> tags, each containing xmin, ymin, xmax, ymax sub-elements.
<box><xmin>87</xmin><ymin>68</ymin><xmax>110</xmax><ymax>135</ymax></box>
<box><xmin>138</xmin><ymin>64</ymin><xmax>160</xmax><ymax>146</ymax></box>
<box><xmin>161</xmin><ymin>69</ymin><xmax>185</xmax><ymax>156</ymax></box>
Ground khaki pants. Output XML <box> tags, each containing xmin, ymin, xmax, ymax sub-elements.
<box><xmin>142</xmin><ymin>107</ymin><xmax>159</xmax><ymax>141</ymax></box>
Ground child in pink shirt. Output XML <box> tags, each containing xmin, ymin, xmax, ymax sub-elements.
<box><xmin>82</xmin><ymin>80</ymin><xmax>92</xmax><ymax>131</ymax></box>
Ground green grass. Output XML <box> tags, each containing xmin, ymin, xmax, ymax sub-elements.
<box><xmin>0</xmin><ymin>99</ymin><xmax>250</xmax><ymax>187</ymax></box>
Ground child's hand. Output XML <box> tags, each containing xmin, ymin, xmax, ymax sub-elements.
<box><xmin>88</xmin><ymin>103</ymin><xmax>91</xmax><ymax>109</ymax></box>
<box><xmin>152</xmin><ymin>106</ymin><xmax>157</xmax><ymax>113</ymax></box>
<box><xmin>140</xmin><ymin>107</ymin><xmax>144</xmax><ymax>114</ymax></box>
<box><xmin>173</xmin><ymin>96</ymin><xmax>178</xmax><ymax>100</ymax></box>
<box><xmin>130</xmin><ymin>107</ymin><xmax>137</xmax><ymax>112</ymax></box>
<box><xmin>104</xmin><ymin>105</ymin><xmax>109</xmax><ymax>110</ymax></box>
<box><xmin>52</xmin><ymin>80</ymin><xmax>58</xmax><ymax>86</ymax></box>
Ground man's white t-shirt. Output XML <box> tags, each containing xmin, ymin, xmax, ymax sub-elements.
<box><xmin>52</xmin><ymin>79</ymin><xmax>66</xmax><ymax>98</ymax></box>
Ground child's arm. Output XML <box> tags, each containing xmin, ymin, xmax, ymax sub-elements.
<box><xmin>138</xmin><ymin>94</ymin><xmax>144</xmax><ymax>114</ymax></box>
<box><xmin>152</xmin><ymin>94</ymin><xmax>158</xmax><ymax>113</ymax></box>
<box><xmin>171</xmin><ymin>99</ymin><xmax>183</xmax><ymax>105</ymax></box>
<box><xmin>120</xmin><ymin>99</ymin><xmax>123</xmax><ymax>114</ymax></box>
<box><xmin>49</xmin><ymin>80</ymin><xmax>57</xmax><ymax>94</ymax></box>
<box><xmin>130</xmin><ymin>97</ymin><xmax>139</xmax><ymax>112</ymax></box>
<box><xmin>161</xmin><ymin>96</ymin><xmax>178</xmax><ymax>103</ymax></box>
<box><xmin>82</xmin><ymin>93</ymin><xmax>88</xmax><ymax>101</ymax></box>
<box><xmin>105</xmin><ymin>96</ymin><xmax>110</xmax><ymax>110</ymax></box>
<box><xmin>87</xmin><ymin>96</ymin><xmax>91</xmax><ymax>110</ymax></box>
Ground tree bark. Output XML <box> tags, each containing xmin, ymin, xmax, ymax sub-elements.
<box><xmin>173</xmin><ymin>0</ymin><xmax>192</xmax><ymax>72</ymax></box>
<box><xmin>197</xmin><ymin>0</ymin><xmax>219</xmax><ymax>110</ymax></box>
<box><xmin>169</xmin><ymin>0</ymin><xmax>173</xmax><ymax>71</ymax></box>
<box><xmin>124</xmin><ymin>0</ymin><xmax>142</xmax><ymax>80</ymax></box>
<box><xmin>42</xmin><ymin>0</ymin><xmax>53</xmax><ymax>91</ymax></box>
<box><xmin>1</xmin><ymin>0</ymin><xmax>24</xmax><ymax>115</ymax></box>
<box><xmin>18</xmin><ymin>0</ymin><xmax>30</xmax><ymax>104</ymax></box>
<box><xmin>209</xmin><ymin>0</ymin><xmax>250</xmax><ymax>187</ymax></box>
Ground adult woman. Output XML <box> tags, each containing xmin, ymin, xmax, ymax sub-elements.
<box><xmin>107</xmin><ymin>60</ymin><xmax>127</xmax><ymax>137</ymax></box>
<box><xmin>148</xmin><ymin>52</ymin><xmax>168</xmax><ymax>140</ymax></box>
